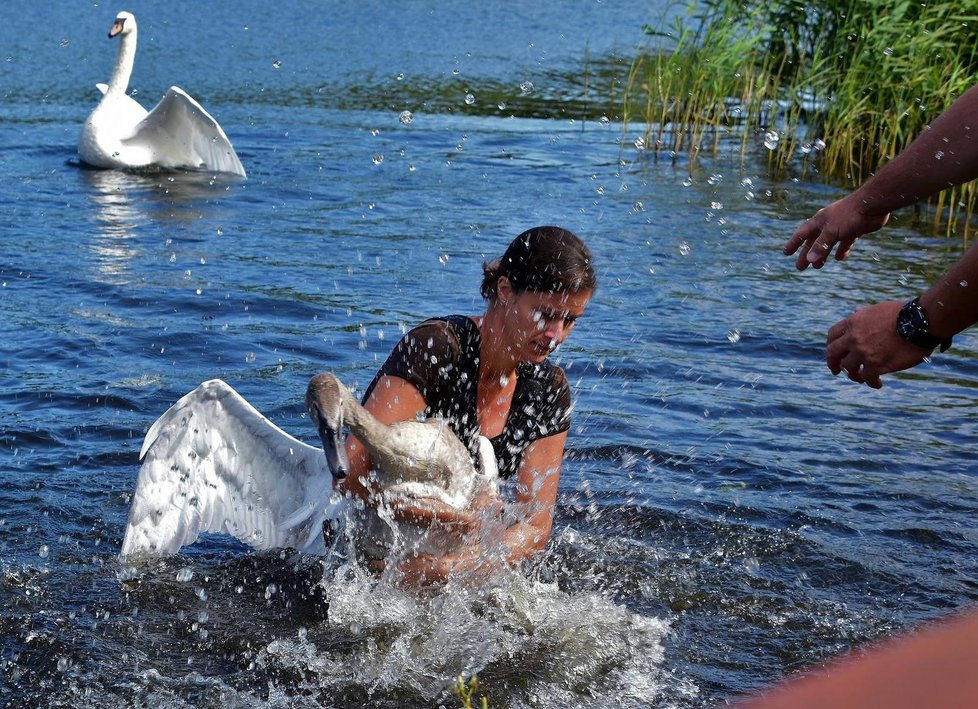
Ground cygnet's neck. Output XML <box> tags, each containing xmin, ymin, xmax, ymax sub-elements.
<box><xmin>338</xmin><ymin>386</ymin><xmax>390</xmax><ymax>457</ymax></box>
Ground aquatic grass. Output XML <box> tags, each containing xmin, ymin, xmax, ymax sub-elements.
<box><xmin>625</xmin><ymin>0</ymin><xmax>978</xmax><ymax>236</ymax></box>
<box><xmin>454</xmin><ymin>674</ymin><xmax>489</xmax><ymax>709</ymax></box>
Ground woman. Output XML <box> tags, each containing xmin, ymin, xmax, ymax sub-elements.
<box><xmin>342</xmin><ymin>225</ymin><xmax>596</xmax><ymax>586</ymax></box>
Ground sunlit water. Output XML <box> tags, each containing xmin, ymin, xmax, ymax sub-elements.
<box><xmin>3</xmin><ymin>1</ymin><xmax>978</xmax><ymax>706</ymax></box>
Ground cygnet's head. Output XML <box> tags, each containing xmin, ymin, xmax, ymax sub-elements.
<box><xmin>306</xmin><ymin>373</ymin><xmax>350</xmax><ymax>480</ymax></box>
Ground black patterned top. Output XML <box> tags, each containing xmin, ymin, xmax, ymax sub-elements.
<box><xmin>363</xmin><ymin>315</ymin><xmax>571</xmax><ymax>479</ymax></box>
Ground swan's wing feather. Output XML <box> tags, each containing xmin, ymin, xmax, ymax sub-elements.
<box><xmin>121</xmin><ymin>380</ymin><xmax>336</xmax><ymax>560</ymax></box>
<box><xmin>125</xmin><ymin>86</ymin><xmax>246</xmax><ymax>177</ymax></box>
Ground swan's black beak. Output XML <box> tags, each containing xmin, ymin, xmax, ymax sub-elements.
<box><xmin>313</xmin><ymin>406</ymin><xmax>349</xmax><ymax>481</ymax></box>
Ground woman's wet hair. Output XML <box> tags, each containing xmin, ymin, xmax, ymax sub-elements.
<box><xmin>481</xmin><ymin>226</ymin><xmax>596</xmax><ymax>301</ymax></box>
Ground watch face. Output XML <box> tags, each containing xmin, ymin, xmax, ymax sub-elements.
<box><xmin>897</xmin><ymin>302</ymin><xmax>925</xmax><ymax>340</ymax></box>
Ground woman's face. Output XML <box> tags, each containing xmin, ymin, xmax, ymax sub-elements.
<box><xmin>498</xmin><ymin>277</ymin><xmax>591</xmax><ymax>364</ymax></box>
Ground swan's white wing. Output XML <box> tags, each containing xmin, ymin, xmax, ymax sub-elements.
<box><xmin>125</xmin><ymin>86</ymin><xmax>246</xmax><ymax>177</ymax></box>
<box><xmin>120</xmin><ymin>379</ymin><xmax>339</xmax><ymax>560</ymax></box>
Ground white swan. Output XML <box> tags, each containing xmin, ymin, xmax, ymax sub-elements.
<box><xmin>78</xmin><ymin>11</ymin><xmax>246</xmax><ymax>177</ymax></box>
<box><xmin>120</xmin><ymin>376</ymin><xmax>498</xmax><ymax>561</ymax></box>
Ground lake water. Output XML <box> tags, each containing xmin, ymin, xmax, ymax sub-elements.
<box><xmin>3</xmin><ymin>1</ymin><xmax>978</xmax><ymax>706</ymax></box>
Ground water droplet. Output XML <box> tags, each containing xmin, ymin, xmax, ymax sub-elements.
<box><xmin>960</xmin><ymin>280</ymin><xmax>969</xmax><ymax>287</ymax></box>
<box><xmin>707</xmin><ymin>173</ymin><xmax>723</xmax><ymax>185</ymax></box>
<box><xmin>682</xmin><ymin>176</ymin><xmax>693</xmax><ymax>187</ymax></box>
<box><xmin>711</xmin><ymin>201</ymin><xmax>723</xmax><ymax>210</ymax></box>
<box><xmin>59</xmin><ymin>39</ymin><xmax>70</xmax><ymax>48</ymax></box>
<box><xmin>272</xmin><ymin>59</ymin><xmax>282</xmax><ymax>69</ymax></box>
<box><xmin>245</xmin><ymin>352</ymin><xmax>257</xmax><ymax>363</ymax></box>
<box><xmin>371</xmin><ymin>154</ymin><xmax>384</xmax><ymax>165</ymax></box>
<box><xmin>57</xmin><ymin>657</ymin><xmax>71</xmax><ymax>672</ymax></box>
<box><xmin>176</xmin><ymin>567</ymin><xmax>194</xmax><ymax>583</ymax></box>
<box><xmin>814</xmin><ymin>139</ymin><xmax>826</xmax><ymax>151</ymax></box>
<box><xmin>38</xmin><ymin>545</ymin><xmax>49</xmax><ymax>558</ymax></box>
<box><xmin>497</xmin><ymin>101</ymin><xmax>507</xmax><ymax>110</ymax></box>
<box><xmin>633</xmin><ymin>136</ymin><xmax>646</xmax><ymax>150</ymax></box>
<box><xmin>216</xmin><ymin>227</ymin><xmax>224</xmax><ymax>236</ymax></box>
<box><xmin>519</xmin><ymin>80</ymin><xmax>534</xmax><ymax>95</ymax></box>
<box><xmin>408</xmin><ymin>163</ymin><xmax>416</xmax><ymax>172</ymax></box>
<box><xmin>599</xmin><ymin>116</ymin><xmax>610</xmax><ymax>126</ymax></box>
<box><xmin>883</xmin><ymin>47</ymin><xmax>894</xmax><ymax>56</ymax></box>
<box><xmin>935</xmin><ymin>150</ymin><xmax>945</xmax><ymax>160</ymax></box>
<box><xmin>464</xmin><ymin>92</ymin><xmax>475</xmax><ymax>105</ymax></box>
<box><xmin>763</xmin><ymin>130</ymin><xmax>780</xmax><ymax>150</ymax></box>
<box><xmin>438</xmin><ymin>253</ymin><xmax>450</xmax><ymax>264</ymax></box>
<box><xmin>727</xmin><ymin>329</ymin><xmax>741</xmax><ymax>343</ymax></box>
<box><xmin>398</xmin><ymin>110</ymin><xmax>413</xmax><ymax>125</ymax></box>
<box><xmin>678</xmin><ymin>242</ymin><xmax>691</xmax><ymax>256</ymax></box>
<box><xmin>632</xmin><ymin>201</ymin><xmax>645</xmax><ymax>213</ymax></box>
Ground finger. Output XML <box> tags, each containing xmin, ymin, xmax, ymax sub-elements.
<box><xmin>784</xmin><ymin>213</ymin><xmax>822</xmax><ymax>255</ymax></box>
<box><xmin>840</xmin><ymin>353</ymin><xmax>866</xmax><ymax>383</ymax></box>
<box><xmin>835</xmin><ymin>238</ymin><xmax>856</xmax><ymax>262</ymax></box>
<box><xmin>826</xmin><ymin>326</ymin><xmax>850</xmax><ymax>374</ymax></box>
<box><xmin>827</xmin><ymin>318</ymin><xmax>848</xmax><ymax>344</ymax></box>
<box><xmin>863</xmin><ymin>369</ymin><xmax>884</xmax><ymax>389</ymax></box>
<box><xmin>805</xmin><ymin>237</ymin><xmax>835</xmax><ymax>268</ymax></box>
<box><xmin>796</xmin><ymin>243</ymin><xmax>815</xmax><ymax>271</ymax></box>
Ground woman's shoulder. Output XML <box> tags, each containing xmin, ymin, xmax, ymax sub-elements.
<box><xmin>519</xmin><ymin>359</ymin><xmax>570</xmax><ymax>399</ymax></box>
<box><xmin>407</xmin><ymin>315</ymin><xmax>478</xmax><ymax>350</ymax></box>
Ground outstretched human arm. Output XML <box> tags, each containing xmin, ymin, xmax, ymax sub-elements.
<box><xmin>825</xmin><ymin>240</ymin><xmax>978</xmax><ymax>388</ymax></box>
<box><xmin>393</xmin><ymin>432</ymin><xmax>566</xmax><ymax>587</ymax></box>
<box><xmin>785</xmin><ymin>82</ymin><xmax>978</xmax><ymax>270</ymax></box>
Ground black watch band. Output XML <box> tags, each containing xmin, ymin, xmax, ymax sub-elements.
<box><xmin>896</xmin><ymin>297</ymin><xmax>953</xmax><ymax>352</ymax></box>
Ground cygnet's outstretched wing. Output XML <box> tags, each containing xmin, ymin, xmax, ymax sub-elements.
<box><xmin>126</xmin><ymin>87</ymin><xmax>246</xmax><ymax>177</ymax></box>
<box><xmin>120</xmin><ymin>379</ymin><xmax>338</xmax><ymax>560</ymax></box>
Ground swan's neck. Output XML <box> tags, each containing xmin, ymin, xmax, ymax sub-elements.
<box><xmin>341</xmin><ymin>389</ymin><xmax>392</xmax><ymax>458</ymax></box>
<box><xmin>106</xmin><ymin>29</ymin><xmax>137</xmax><ymax>95</ymax></box>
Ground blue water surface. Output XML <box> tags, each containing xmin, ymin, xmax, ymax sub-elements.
<box><xmin>2</xmin><ymin>1</ymin><xmax>978</xmax><ymax>706</ymax></box>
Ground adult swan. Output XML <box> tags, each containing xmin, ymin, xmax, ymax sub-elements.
<box><xmin>120</xmin><ymin>376</ymin><xmax>498</xmax><ymax>560</ymax></box>
<box><xmin>78</xmin><ymin>11</ymin><xmax>246</xmax><ymax>177</ymax></box>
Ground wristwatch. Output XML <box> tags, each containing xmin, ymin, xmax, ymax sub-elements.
<box><xmin>896</xmin><ymin>297</ymin><xmax>952</xmax><ymax>352</ymax></box>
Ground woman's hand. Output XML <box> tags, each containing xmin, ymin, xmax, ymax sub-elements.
<box><xmin>394</xmin><ymin>547</ymin><xmax>498</xmax><ymax>588</ymax></box>
<box><xmin>386</xmin><ymin>495</ymin><xmax>478</xmax><ymax>535</ymax></box>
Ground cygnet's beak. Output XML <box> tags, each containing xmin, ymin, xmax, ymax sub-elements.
<box><xmin>312</xmin><ymin>405</ymin><xmax>349</xmax><ymax>481</ymax></box>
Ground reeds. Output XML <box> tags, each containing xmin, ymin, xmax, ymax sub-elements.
<box><xmin>625</xmin><ymin>0</ymin><xmax>978</xmax><ymax>236</ymax></box>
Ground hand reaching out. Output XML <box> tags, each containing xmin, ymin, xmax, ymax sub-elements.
<box><xmin>784</xmin><ymin>195</ymin><xmax>890</xmax><ymax>270</ymax></box>
<box><xmin>826</xmin><ymin>301</ymin><xmax>933</xmax><ymax>388</ymax></box>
